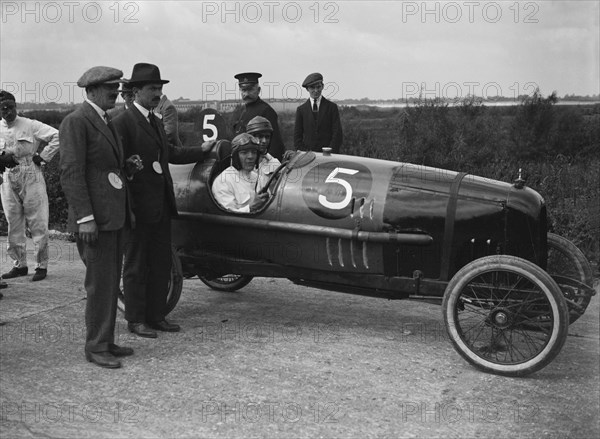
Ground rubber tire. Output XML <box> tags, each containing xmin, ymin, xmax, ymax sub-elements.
<box><xmin>118</xmin><ymin>246</ymin><xmax>183</xmax><ymax>316</ymax></box>
<box><xmin>199</xmin><ymin>274</ymin><xmax>253</xmax><ymax>292</ymax></box>
<box><xmin>547</xmin><ymin>233</ymin><xmax>594</xmax><ymax>324</ymax></box>
<box><xmin>443</xmin><ymin>255</ymin><xmax>569</xmax><ymax>377</ymax></box>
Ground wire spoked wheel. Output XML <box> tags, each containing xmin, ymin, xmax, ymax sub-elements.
<box><xmin>198</xmin><ymin>274</ymin><xmax>253</xmax><ymax>292</ymax></box>
<box><xmin>546</xmin><ymin>233</ymin><xmax>594</xmax><ymax>324</ymax></box>
<box><xmin>443</xmin><ymin>255</ymin><xmax>569</xmax><ymax>377</ymax></box>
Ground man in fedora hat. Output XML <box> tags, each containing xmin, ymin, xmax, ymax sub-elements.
<box><xmin>231</xmin><ymin>72</ymin><xmax>286</xmax><ymax>161</ymax></box>
<box><xmin>294</xmin><ymin>72</ymin><xmax>343</xmax><ymax>154</ymax></box>
<box><xmin>60</xmin><ymin>66</ymin><xmax>141</xmax><ymax>368</ymax></box>
<box><xmin>113</xmin><ymin>63</ymin><xmax>212</xmax><ymax>339</ymax></box>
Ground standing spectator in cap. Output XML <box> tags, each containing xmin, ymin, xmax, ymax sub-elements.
<box><xmin>155</xmin><ymin>94</ymin><xmax>183</xmax><ymax>147</ymax></box>
<box><xmin>231</xmin><ymin>72</ymin><xmax>286</xmax><ymax>161</ymax></box>
<box><xmin>294</xmin><ymin>73</ymin><xmax>343</xmax><ymax>154</ymax></box>
<box><xmin>0</xmin><ymin>90</ymin><xmax>60</xmax><ymax>282</ymax></box>
<box><xmin>60</xmin><ymin>66</ymin><xmax>142</xmax><ymax>368</ymax></box>
<box><xmin>108</xmin><ymin>80</ymin><xmax>134</xmax><ymax>119</ymax></box>
<box><xmin>212</xmin><ymin>133</ymin><xmax>269</xmax><ymax>213</ymax></box>
<box><xmin>245</xmin><ymin>116</ymin><xmax>281</xmax><ymax>192</ymax></box>
<box><xmin>113</xmin><ymin>62</ymin><xmax>212</xmax><ymax>338</ymax></box>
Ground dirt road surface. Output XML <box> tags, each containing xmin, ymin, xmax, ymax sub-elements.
<box><xmin>1</xmin><ymin>238</ymin><xmax>599</xmax><ymax>438</ymax></box>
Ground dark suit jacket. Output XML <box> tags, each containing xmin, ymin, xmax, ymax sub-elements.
<box><xmin>59</xmin><ymin>101</ymin><xmax>131</xmax><ymax>233</ymax></box>
<box><xmin>113</xmin><ymin>105</ymin><xmax>205</xmax><ymax>224</ymax></box>
<box><xmin>294</xmin><ymin>97</ymin><xmax>343</xmax><ymax>153</ymax></box>
<box><xmin>231</xmin><ymin>98</ymin><xmax>285</xmax><ymax>160</ymax></box>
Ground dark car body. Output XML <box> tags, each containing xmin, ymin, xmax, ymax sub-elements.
<box><xmin>170</xmin><ymin>150</ymin><xmax>546</xmax><ymax>299</ymax></box>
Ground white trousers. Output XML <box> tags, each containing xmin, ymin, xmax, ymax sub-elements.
<box><xmin>0</xmin><ymin>164</ymin><xmax>49</xmax><ymax>270</ymax></box>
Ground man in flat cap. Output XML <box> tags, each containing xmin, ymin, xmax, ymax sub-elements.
<box><xmin>294</xmin><ymin>73</ymin><xmax>343</xmax><ymax>154</ymax></box>
<box><xmin>113</xmin><ymin>63</ymin><xmax>212</xmax><ymax>339</ymax></box>
<box><xmin>231</xmin><ymin>72</ymin><xmax>286</xmax><ymax>161</ymax></box>
<box><xmin>1</xmin><ymin>89</ymin><xmax>60</xmax><ymax>283</ymax></box>
<box><xmin>60</xmin><ymin>66</ymin><xmax>141</xmax><ymax>368</ymax></box>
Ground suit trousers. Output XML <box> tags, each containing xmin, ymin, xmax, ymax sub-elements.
<box><xmin>77</xmin><ymin>229</ymin><xmax>125</xmax><ymax>353</ymax></box>
<box><xmin>123</xmin><ymin>211</ymin><xmax>172</xmax><ymax>323</ymax></box>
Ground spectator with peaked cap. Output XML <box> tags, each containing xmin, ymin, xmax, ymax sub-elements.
<box><xmin>60</xmin><ymin>65</ymin><xmax>142</xmax><ymax>368</ymax></box>
<box><xmin>107</xmin><ymin>79</ymin><xmax>134</xmax><ymax>119</ymax></box>
<box><xmin>294</xmin><ymin>72</ymin><xmax>343</xmax><ymax>154</ymax></box>
<box><xmin>1</xmin><ymin>89</ymin><xmax>60</xmax><ymax>283</ymax></box>
<box><xmin>113</xmin><ymin>62</ymin><xmax>213</xmax><ymax>339</ymax></box>
<box><xmin>230</xmin><ymin>72</ymin><xmax>286</xmax><ymax>161</ymax></box>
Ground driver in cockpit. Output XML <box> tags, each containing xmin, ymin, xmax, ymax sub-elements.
<box><xmin>245</xmin><ymin>116</ymin><xmax>281</xmax><ymax>190</ymax></box>
<box><xmin>212</xmin><ymin>133</ymin><xmax>270</xmax><ymax>213</ymax></box>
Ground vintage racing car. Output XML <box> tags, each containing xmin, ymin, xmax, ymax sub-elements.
<box><xmin>125</xmin><ymin>112</ymin><xmax>596</xmax><ymax>377</ymax></box>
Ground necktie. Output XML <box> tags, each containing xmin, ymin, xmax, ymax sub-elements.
<box><xmin>103</xmin><ymin>113</ymin><xmax>117</xmax><ymax>141</ymax></box>
<box><xmin>312</xmin><ymin>99</ymin><xmax>318</xmax><ymax>120</ymax></box>
<box><xmin>148</xmin><ymin>112</ymin><xmax>160</xmax><ymax>137</ymax></box>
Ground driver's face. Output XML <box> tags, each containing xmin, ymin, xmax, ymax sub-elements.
<box><xmin>238</xmin><ymin>149</ymin><xmax>258</xmax><ymax>171</ymax></box>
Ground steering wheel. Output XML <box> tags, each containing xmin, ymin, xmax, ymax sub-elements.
<box><xmin>258</xmin><ymin>161</ymin><xmax>288</xmax><ymax>195</ymax></box>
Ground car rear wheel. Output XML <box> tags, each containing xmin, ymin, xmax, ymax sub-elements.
<box><xmin>546</xmin><ymin>233</ymin><xmax>594</xmax><ymax>324</ymax></box>
<box><xmin>442</xmin><ymin>255</ymin><xmax>569</xmax><ymax>377</ymax></box>
<box><xmin>117</xmin><ymin>246</ymin><xmax>183</xmax><ymax>316</ymax></box>
<box><xmin>199</xmin><ymin>274</ymin><xmax>253</xmax><ymax>292</ymax></box>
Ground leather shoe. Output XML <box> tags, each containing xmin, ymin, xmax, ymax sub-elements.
<box><xmin>85</xmin><ymin>351</ymin><xmax>122</xmax><ymax>369</ymax></box>
<box><xmin>2</xmin><ymin>266</ymin><xmax>28</xmax><ymax>279</ymax></box>
<box><xmin>109</xmin><ymin>344</ymin><xmax>134</xmax><ymax>357</ymax></box>
<box><xmin>148</xmin><ymin>320</ymin><xmax>181</xmax><ymax>332</ymax></box>
<box><xmin>128</xmin><ymin>322</ymin><xmax>157</xmax><ymax>338</ymax></box>
<box><xmin>32</xmin><ymin>268</ymin><xmax>47</xmax><ymax>282</ymax></box>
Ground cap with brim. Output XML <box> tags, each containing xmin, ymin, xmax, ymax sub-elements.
<box><xmin>234</xmin><ymin>72</ymin><xmax>262</xmax><ymax>85</ymax></box>
<box><xmin>302</xmin><ymin>72</ymin><xmax>324</xmax><ymax>88</ymax></box>
<box><xmin>77</xmin><ymin>66</ymin><xmax>123</xmax><ymax>88</ymax></box>
<box><xmin>121</xmin><ymin>79</ymin><xmax>133</xmax><ymax>92</ymax></box>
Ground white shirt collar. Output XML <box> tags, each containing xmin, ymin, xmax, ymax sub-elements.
<box><xmin>312</xmin><ymin>96</ymin><xmax>322</xmax><ymax>107</ymax></box>
<box><xmin>134</xmin><ymin>101</ymin><xmax>151</xmax><ymax>120</ymax></box>
<box><xmin>85</xmin><ymin>98</ymin><xmax>108</xmax><ymax>122</ymax></box>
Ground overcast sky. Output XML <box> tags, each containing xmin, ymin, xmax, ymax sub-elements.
<box><xmin>1</xmin><ymin>0</ymin><xmax>599</xmax><ymax>103</ymax></box>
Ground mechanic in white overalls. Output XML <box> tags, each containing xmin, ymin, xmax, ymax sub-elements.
<box><xmin>0</xmin><ymin>90</ymin><xmax>60</xmax><ymax>282</ymax></box>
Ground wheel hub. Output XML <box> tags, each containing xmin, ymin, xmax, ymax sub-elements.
<box><xmin>488</xmin><ymin>308</ymin><xmax>512</xmax><ymax>329</ymax></box>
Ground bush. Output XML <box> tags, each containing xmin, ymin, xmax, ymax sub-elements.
<box><xmin>3</xmin><ymin>102</ymin><xmax>598</xmax><ymax>267</ymax></box>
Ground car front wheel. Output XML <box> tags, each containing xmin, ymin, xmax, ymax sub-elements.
<box><xmin>442</xmin><ymin>255</ymin><xmax>569</xmax><ymax>377</ymax></box>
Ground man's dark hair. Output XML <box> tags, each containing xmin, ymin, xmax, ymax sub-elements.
<box><xmin>0</xmin><ymin>90</ymin><xmax>16</xmax><ymax>103</ymax></box>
